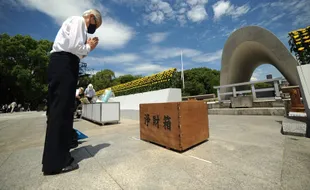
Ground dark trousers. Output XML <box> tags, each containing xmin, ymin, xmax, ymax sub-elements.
<box><xmin>87</xmin><ymin>97</ymin><xmax>92</xmax><ymax>103</ymax></box>
<box><xmin>42</xmin><ymin>52</ymin><xmax>79</xmax><ymax>173</ymax></box>
<box><xmin>75</xmin><ymin>98</ymin><xmax>81</xmax><ymax>111</ymax></box>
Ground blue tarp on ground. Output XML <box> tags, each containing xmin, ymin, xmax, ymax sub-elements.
<box><xmin>74</xmin><ymin>129</ymin><xmax>88</xmax><ymax>140</ymax></box>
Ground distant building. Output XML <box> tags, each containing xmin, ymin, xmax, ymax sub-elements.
<box><xmin>266</xmin><ymin>74</ymin><xmax>272</xmax><ymax>79</ymax></box>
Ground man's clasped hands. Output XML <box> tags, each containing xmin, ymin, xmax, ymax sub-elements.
<box><xmin>87</xmin><ymin>37</ymin><xmax>99</xmax><ymax>51</ymax></box>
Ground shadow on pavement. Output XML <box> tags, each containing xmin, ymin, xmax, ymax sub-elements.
<box><xmin>71</xmin><ymin>143</ymin><xmax>110</xmax><ymax>163</ymax></box>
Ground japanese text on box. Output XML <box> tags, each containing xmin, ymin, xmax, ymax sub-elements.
<box><xmin>144</xmin><ymin>113</ymin><xmax>172</xmax><ymax>131</ymax></box>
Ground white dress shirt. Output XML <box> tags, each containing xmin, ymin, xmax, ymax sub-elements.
<box><xmin>76</xmin><ymin>89</ymin><xmax>81</xmax><ymax>97</ymax></box>
<box><xmin>51</xmin><ymin>16</ymin><xmax>91</xmax><ymax>60</ymax></box>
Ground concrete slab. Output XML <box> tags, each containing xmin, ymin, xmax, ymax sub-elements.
<box><xmin>177</xmin><ymin>157</ymin><xmax>281</xmax><ymax>190</ymax></box>
<box><xmin>0</xmin><ymin>151</ymin><xmax>12</xmax><ymax>168</ymax></box>
<box><xmin>282</xmin><ymin>118</ymin><xmax>307</xmax><ymax>136</ymax></box>
<box><xmin>0</xmin><ymin>147</ymin><xmax>46</xmax><ymax>190</ymax></box>
<box><xmin>40</xmin><ymin>147</ymin><xmax>122</xmax><ymax>190</ymax></box>
<box><xmin>281</xmin><ymin>136</ymin><xmax>310</xmax><ymax>190</ymax></box>
<box><xmin>0</xmin><ymin>112</ymin><xmax>310</xmax><ymax>189</ymax></box>
<box><xmin>184</xmin><ymin>139</ymin><xmax>283</xmax><ymax>183</ymax></box>
<box><xmin>103</xmin><ymin>148</ymin><xmax>207</xmax><ymax>190</ymax></box>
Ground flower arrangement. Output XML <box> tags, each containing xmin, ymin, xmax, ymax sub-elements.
<box><xmin>288</xmin><ymin>26</ymin><xmax>310</xmax><ymax>65</ymax></box>
<box><xmin>96</xmin><ymin>68</ymin><xmax>177</xmax><ymax>97</ymax></box>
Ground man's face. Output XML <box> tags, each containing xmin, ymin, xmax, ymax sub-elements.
<box><xmin>90</xmin><ymin>14</ymin><xmax>98</xmax><ymax>29</ymax></box>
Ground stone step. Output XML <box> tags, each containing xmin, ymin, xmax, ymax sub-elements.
<box><xmin>208</xmin><ymin>107</ymin><xmax>285</xmax><ymax>116</ymax></box>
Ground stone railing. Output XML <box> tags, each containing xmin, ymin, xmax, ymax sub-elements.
<box><xmin>182</xmin><ymin>94</ymin><xmax>216</xmax><ymax>101</ymax></box>
<box><xmin>214</xmin><ymin>78</ymin><xmax>283</xmax><ymax>101</ymax></box>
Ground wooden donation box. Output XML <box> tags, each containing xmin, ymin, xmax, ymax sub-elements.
<box><xmin>282</xmin><ymin>86</ymin><xmax>305</xmax><ymax>112</ymax></box>
<box><xmin>139</xmin><ymin>101</ymin><xmax>209</xmax><ymax>152</ymax></box>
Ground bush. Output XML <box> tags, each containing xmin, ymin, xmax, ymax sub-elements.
<box><xmin>288</xmin><ymin>26</ymin><xmax>310</xmax><ymax>65</ymax></box>
<box><xmin>96</xmin><ymin>68</ymin><xmax>178</xmax><ymax>97</ymax></box>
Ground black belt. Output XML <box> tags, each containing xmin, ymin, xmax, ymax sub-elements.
<box><xmin>51</xmin><ymin>51</ymin><xmax>80</xmax><ymax>61</ymax></box>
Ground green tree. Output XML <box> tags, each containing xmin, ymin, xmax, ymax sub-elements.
<box><xmin>0</xmin><ymin>33</ymin><xmax>52</xmax><ymax>108</ymax></box>
<box><xmin>254</xmin><ymin>82</ymin><xmax>273</xmax><ymax>89</ymax></box>
<box><xmin>182</xmin><ymin>81</ymin><xmax>205</xmax><ymax>96</ymax></box>
<box><xmin>78</xmin><ymin>75</ymin><xmax>92</xmax><ymax>88</ymax></box>
<box><xmin>91</xmin><ymin>69</ymin><xmax>116</xmax><ymax>90</ymax></box>
<box><xmin>174</xmin><ymin>67</ymin><xmax>220</xmax><ymax>96</ymax></box>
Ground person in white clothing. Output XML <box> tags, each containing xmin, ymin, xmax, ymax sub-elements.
<box><xmin>76</xmin><ymin>87</ymin><xmax>84</xmax><ymax>99</ymax></box>
<box><xmin>9</xmin><ymin>102</ymin><xmax>17</xmax><ymax>113</ymax></box>
<box><xmin>42</xmin><ymin>9</ymin><xmax>102</xmax><ymax>176</ymax></box>
<box><xmin>84</xmin><ymin>84</ymin><xmax>96</xmax><ymax>103</ymax></box>
<box><xmin>75</xmin><ymin>87</ymin><xmax>84</xmax><ymax>110</ymax></box>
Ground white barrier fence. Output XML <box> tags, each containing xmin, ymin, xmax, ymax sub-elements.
<box><xmin>82</xmin><ymin>102</ymin><xmax>120</xmax><ymax>125</ymax></box>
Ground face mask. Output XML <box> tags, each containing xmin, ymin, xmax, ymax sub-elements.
<box><xmin>87</xmin><ymin>24</ymin><xmax>96</xmax><ymax>34</ymax></box>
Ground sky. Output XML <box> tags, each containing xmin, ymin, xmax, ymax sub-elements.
<box><xmin>1</xmin><ymin>0</ymin><xmax>309</xmax><ymax>81</ymax></box>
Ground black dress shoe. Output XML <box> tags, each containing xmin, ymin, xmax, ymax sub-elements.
<box><xmin>43</xmin><ymin>158</ymin><xmax>79</xmax><ymax>176</ymax></box>
<box><xmin>61</xmin><ymin>161</ymin><xmax>79</xmax><ymax>173</ymax></box>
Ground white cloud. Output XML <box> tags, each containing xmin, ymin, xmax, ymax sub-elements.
<box><xmin>143</xmin><ymin>46</ymin><xmax>223</xmax><ymax>65</ymax></box>
<box><xmin>144</xmin><ymin>0</ymin><xmax>175</xmax><ymax>24</ymax></box>
<box><xmin>176</xmin><ymin>14</ymin><xmax>187</xmax><ymax>26</ymax></box>
<box><xmin>250</xmin><ymin>76</ymin><xmax>258</xmax><ymax>81</ymax></box>
<box><xmin>192</xmin><ymin>49</ymin><xmax>223</xmax><ymax>63</ymax></box>
<box><xmin>253</xmin><ymin>0</ymin><xmax>310</xmax><ymax>27</ymax></box>
<box><xmin>212</xmin><ymin>1</ymin><xmax>230</xmax><ymax>20</ymax></box>
<box><xmin>212</xmin><ymin>0</ymin><xmax>250</xmax><ymax>20</ymax></box>
<box><xmin>114</xmin><ymin>71</ymin><xmax>126</xmax><ymax>77</ymax></box>
<box><xmin>14</xmin><ymin>0</ymin><xmax>135</xmax><ymax>50</ymax></box>
<box><xmin>145</xmin><ymin>11</ymin><xmax>166</xmax><ymax>24</ymax></box>
<box><xmin>179</xmin><ymin>7</ymin><xmax>187</xmax><ymax>14</ymax></box>
<box><xmin>251</xmin><ymin>68</ymin><xmax>262</xmax><ymax>81</ymax></box>
<box><xmin>147</xmin><ymin>32</ymin><xmax>169</xmax><ymax>44</ymax></box>
<box><xmin>85</xmin><ymin>69</ymin><xmax>127</xmax><ymax>78</ymax></box>
<box><xmin>144</xmin><ymin>46</ymin><xmax>201</xmax><ymax>59</ymax></box>
<box><xmin>186</xmin><ymin>0</ymin><xmax>208</xmax><ymax>22</ymax></box>
<box><xmin>103</xmin><ymin>53</ymin><xmax>140</xmax><ymax>64</ymax></box>
<box><xmin>85</xmin><ymin>55</ymin><xmax>172</xmax><ymax>76</ymax></box>
<box><xmin>142</xmin><ymin>0</ymin><xmax>209</xmax><ymax>25</ymax></box>
<box><xmin>86</xmin><ymin>53</ymin><xmax>140</xmax><ymax>65</ymax></box>
<box><xmin>92</xmin><ymin>17</ymin><xmax>135</xmax><ymax>49</ymax></box>
<box><xmin>85</xmin><ymin>69</ymin><xmax>99</xmax><ymax>76</ymax></box>
<box><xmin>126</xmin><ymin>63</ymin><xmax>170</xmax><ymax>75</ymax></box>
<box><xmin>219</xmin><ymin>27</ymin><xmax>238</xmax><ymax>37</ymax></box>
<box><xmin>251</xmin><ymin>65</ymin><xmax>284</xmax><ymax>81</ymax></box>
<box><xmin>111</xmin><ymin>0</ymin><xmax>145</xmax><ymax>6</ymax></box>
<box><xmin>186</xmin><ymin>0</ymin><xmax>208</xmax><ymax>6</ymax></box>
<box><xmin>187</xmin><ymin>5</ymin><xmax>208</xmax><ymax>22</ymax></box>
<box><xmin>256</xmin><ymin>13</ymin><xmax>285</xmax><ymax>28</ymax></box>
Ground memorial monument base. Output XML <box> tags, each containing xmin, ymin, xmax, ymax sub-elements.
<box><xmin>230</xmin><ymin>96</ymin><xmax>253</xmax><ymax>108</ymax></box>
<box><xmin>139</xmin><ymin>101</ymin><xmax>209</xmax><ymax>152</ymax></box>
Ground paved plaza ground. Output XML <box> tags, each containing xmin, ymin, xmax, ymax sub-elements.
<box><xmin>0</xmin><ymin>112</ymin><xmax>309</xmax><ymax>190</ymax></box>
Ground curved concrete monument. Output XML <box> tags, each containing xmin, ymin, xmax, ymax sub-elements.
<box><xmin>220</xmin><ymin>26</ymin><xmax>299</xmax><ymax>93</ymax></box>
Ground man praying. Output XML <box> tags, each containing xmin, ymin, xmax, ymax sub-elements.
<box><xmin>42</xmin><ymin>9</ymin><xmax>102</xmax><ymax>175</ymax></box>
